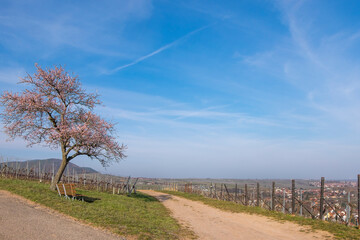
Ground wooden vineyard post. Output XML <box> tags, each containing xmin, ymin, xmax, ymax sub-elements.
<box><xmin>358</xmin><ymin>174</ymin><xmax>360</xmax><ymax>228</ymax></box>
<box><xmin>282</xmin><ymin>190</ymin><xmax>286</xmax><ymax>213</ymax></box>
<box><xmin>220</xmin><ymin>184</ymin><xmax>223</xmax><ymax>200</ymax></box>
<box><xmin>320</xmin><ymin>177</ymin><xmax>325</xmax><ymax>220</ymax></box>
<box><xmin>52</xmin><ymin>162</ymin><xmax>54</xmax><ymax>182</ymax></box>
<box><xmin>15</xmin><ymin>162</ymin><xmax>18</xmax><ymax>179</ymax></box>
<box><xmin>6</xmin><ymin>158</ymin><xmax>8</xmax><ymax>177</ymax></box>
<box><xmin>38</xmin><ymin>160</ymin><xmax>41</xmax><ymax>181</ymax></box>
<box><xmin>26</xmin><ymin>161</ymin><xmax>29</xmax><ymax>179</ymax></box>
<box><xmin>256</xmin><ymin>182</ymin><xmax>260</xmax><ymax>207</ymax></box>
<box><xmin>224</xmin><ymin>184</ymin><xmax>230</xmax><ymax>201</ymax></box>
<box><xmin>346</xmin><ymin>191</ymin><xmax>350</xmax><ymax>225</ymax></box>
<box><xmin>245</xmin><ymin>184</ymin><xmax>248</xmax><ymax>206</ymax></box>
<box><xmin>235</xmin><ymin>184</ymin><xmax>238</xmax><ymax>203</ymax></box>
<box><xmin>214</xmin><ymin>184</ymin><xmax>217</xmax><ymax>199</ymax></box>
<box><xmin>291</xmin><ymin>179</ymin><xmax>295</xmax><ymax>214</ymax></box>
<box><xmin>300</xmin><ymin>190</ymin><xmax>303</xmax><ymax>216</ymax></box>
<box><xmin>272</xmin><ymin>182</ymin><xmax>275</xmax><ymax>211</ymax></box>
<box><xmin>252</xmin><ymin>188</ymin><xmax>255</xmax><ymax>206</ymax></box>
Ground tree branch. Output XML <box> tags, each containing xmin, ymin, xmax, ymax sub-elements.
<box><xmin>46</xmin><ymin>111</ymin><xmax>59</xmax><ymax>131</ymax></box>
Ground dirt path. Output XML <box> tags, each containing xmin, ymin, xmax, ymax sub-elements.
<box><xmin>141</xmin><ymin>190</ymin><xmax>333</xmax><ymax>240</ymax></box>
<box><xmin>0</xmin><ymin>190</ymin><xmax>123</xmax><ymax>240</ymax></box>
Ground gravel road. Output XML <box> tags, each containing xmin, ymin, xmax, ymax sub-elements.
<box><xmin>0</xmin><ymin>190</ymin><xmax>123</xmax><ymax>240</ymax></box>
<box><xmin>141</xmin><ymin>190</ymin><xmax>333</xmax><ymax>240</ymax></box>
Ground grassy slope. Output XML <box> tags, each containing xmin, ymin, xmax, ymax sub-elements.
<box><xmin>0</xmin><ymin>178</ymin><xmax>194</xmax><ymax>240</ymax></box>
<box><xmin>162</xmin><ymin>190</ymin><xmax>360</xmax><ymax>240</ymax></box>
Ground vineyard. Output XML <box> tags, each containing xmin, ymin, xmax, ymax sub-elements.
<box><xmin>1</xmin><ymin>159</ymin><xmax>359</xmax><ymax>229</ymax></box>
<box><xmin>144</xmin><ymin>177</ymin><xmax>360</xmax><ymax>227</ymax></box>
<box><xmin>0</xmin><ymin>161</ymin><xmax>138</xmax><ymax>195</ymax></box>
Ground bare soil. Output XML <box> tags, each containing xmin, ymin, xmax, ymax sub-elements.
<box><xmin>141</xmin><ymin>190</ymin><xmax>334</xmax><ymax>240</ymax></box>
<box><xmin>0</xmin><ymin>190</ymin><xmax>124</xmax><ymax>240</ymax></box>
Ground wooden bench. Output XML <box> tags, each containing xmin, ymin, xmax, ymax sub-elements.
<box><xmin>56</xmin><ymin>183</ymin><xmax>84</xmax><ymax>201</ymax></box>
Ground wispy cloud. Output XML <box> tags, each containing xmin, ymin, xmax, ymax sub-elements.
<box><xmin>0</xmin><ymin>0</ymin><xmax>153</xmax><ymax>57</ymax></box>
<box><xmin>239</xmin><ymin>1</ymin><xmax>360</xmax><ymax>136</ymax></box>
<box><xmin>99</xmin><ymin>104</ymin><xmax>318</xmax><ymax>134</ymax></box>
<box><xmin>0</xmin><ymin>68</ymin><xmax>25</xmax><ymax>84</ymax></box>
<box><xmin>106</xmin><ymin>25</ymin><xmax>210</xmax><ymax>74</ymax></box>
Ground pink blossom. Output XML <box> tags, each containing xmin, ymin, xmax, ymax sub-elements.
<box><xmin>0</xmin><ymin>64</ymin><xmax>126</xmax><ymax>189</ymax></box>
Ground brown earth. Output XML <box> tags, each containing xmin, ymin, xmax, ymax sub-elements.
<box><xmin>141</xmin><ymin>190</ymin><xmax>334</xmax><ymax>240</ymax></box>
<box><xmin>0</xmin><ymin>190</ymin><xmax>124</xmax><ymax>240</ymax></box>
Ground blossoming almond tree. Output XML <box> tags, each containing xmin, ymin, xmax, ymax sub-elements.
<box><xmin>0</xmin><ymin>64</ymin><xmax>126</xmax><ymax>190</ymax></box>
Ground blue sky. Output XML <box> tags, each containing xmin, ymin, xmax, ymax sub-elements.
<box><xmin>1</xmin><ymin>0</ymin><xmax>360</xmax><ymax>179</ymax></box>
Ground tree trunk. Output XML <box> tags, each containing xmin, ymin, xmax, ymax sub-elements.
<box><xmin>50</xmin><ymin>156</ymin><xmax>68</xmax><ymax>191</ymax></box>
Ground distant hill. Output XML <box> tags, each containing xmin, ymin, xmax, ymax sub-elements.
<box><xmin>3</xmin><ymin>158</ymin><xmax>98</xmax><ymax>174</ymax></box>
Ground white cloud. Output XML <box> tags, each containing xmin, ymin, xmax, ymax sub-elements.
<box><xmin>239</xmin><ymin>1</ymin><xmax>360</xmax><ymax>135</ymax></box>
<box><xmin>0</xmin><ymin>0</ymin><xmax>153</xmax><ymax>56</ymax></box>
<box><xmin>91</xmin><ymin>86</ymin><xmax>326</xmax><ymax>139</ymax></box>
<box><xmin>0</xmin><ymin>68</ymin><xmax>25</xmax><ymax>84</ymax></box>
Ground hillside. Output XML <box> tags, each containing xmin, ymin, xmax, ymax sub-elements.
<box><xmin>2</xmin><ymin>158</ymin><xmax>98</xmax><ymax>174</ymax></box>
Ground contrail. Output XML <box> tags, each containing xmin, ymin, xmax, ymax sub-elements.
<box><xmin>107</xmin><ymin>25</ymin><xmax>210</xmax><ymax>74</ymax></box>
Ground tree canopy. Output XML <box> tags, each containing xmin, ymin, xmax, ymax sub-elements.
<box><xmin>0</xmin><ymin>64</ymin><xmax>126</xmax><ymax>189</ymax></box>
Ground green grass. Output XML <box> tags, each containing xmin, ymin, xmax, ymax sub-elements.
<box><xmin>162</xmin><ymin>190</ymin><xmax>360</xmax><ymax>240</ymax></box>
<box><xmin>0</xmin><ymin>178</ymin><xmax>194</xmax><ymax>240</ymax></box>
